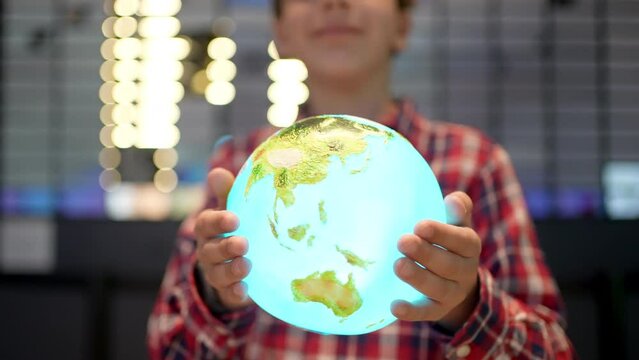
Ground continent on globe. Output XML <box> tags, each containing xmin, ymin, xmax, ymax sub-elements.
<box><xmin>243</xmin><ymin>116</ymin><xmax>393</xmax><ymax>223</ymax></box>
<box><xmin>291</xmin><ymin>271</ymin><xmax>362</xmax><ymax>318</ymax></box>
<box><xmin>288</xmin><ymin>224</ymin><xmax>310</xmax><ymax>241</ymax></box>
<box><xmin>336</xmin><ymin>246</ymin><xmax>374</xmax><ymax>269</ymax></box>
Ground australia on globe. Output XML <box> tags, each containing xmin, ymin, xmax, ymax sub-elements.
<box><xmin>227</xmin><ymin>115</ymin><xmax>446</xmax><ymax>335</ymax></box>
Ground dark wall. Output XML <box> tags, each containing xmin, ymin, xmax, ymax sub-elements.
<box><xmin>1</xmin><ymin>219</ymin><xmax>637</xmax><ymax>360</ymax></box>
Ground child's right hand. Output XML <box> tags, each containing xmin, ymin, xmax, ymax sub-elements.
<box><xmin>195</xmin><ymin>168</ymin><xmax>253</xmax><ymax>310</ymax></box>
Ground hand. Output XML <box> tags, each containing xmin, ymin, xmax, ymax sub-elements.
<box><xmin>392</xmin><ymin>191</ymin><xmax>481</xmax><ymax>331</ymax></box>
<box><xmin>195</xmin><ymin>168</ymin><xmax>253</xmax><ymax>310</ymax></box>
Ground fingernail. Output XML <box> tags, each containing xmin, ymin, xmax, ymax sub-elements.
<box><xmin>421</xmin><ymin>224</ymin><xmax>434</xmax><ymax>238</ymax></box>
<box><xmin>233</xmin><ymin>238</ymin><xmax>248</xmax><ymax>256</ymax></box>
<box><xmin>446</xmin><ymin>207</ymin><xmax>460</xmax><ymax>225</ymax></box>
<box><xmin>396</xmin><ymin>259</ymin><xmax>412</xmax><ymax>277</ymax></box>
<box><xmin>401</xmin><ymin>260</ymin><xmax>413</xmax><ymax>277</ymax></box>
<box><xmin>233</xmin><ymin>283</ymin><xmax>245</xmax><ymax>296</ymax></box>
<box><xmin>224</xmin><ymin>214</ymin><xmax>238</xmax><ymax>230</ymax></box>
<box><xmin>392</xmin><ymin>301</ymin><xmax>406</xmax><ymax>316</ymax></box>
<box><xmin>226</xmin><ymin>237</ymin><xmax>240</xmax><ymax>256</ymax></box>
<box><xmin>399</xmin><ymin>237</ymin><xmax>417</xmax><ymax>254</ymax></box>
<box><xmin>445</xmin><ymin>197</ymin><xmax>463</xmax><ymax>225</ymax></box>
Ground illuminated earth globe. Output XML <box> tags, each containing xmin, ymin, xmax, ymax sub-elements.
<box><xmin>227</xmin><ymin>115</ymin><xmax>446</xmax><ymax>335</ymax></box>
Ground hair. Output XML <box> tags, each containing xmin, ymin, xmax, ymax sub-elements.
<box><xmin>272</xmin><ymin>0</ymin><xmax>413</xmax><ymax>18</ymax></box>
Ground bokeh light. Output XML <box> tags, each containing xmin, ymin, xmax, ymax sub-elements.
<box><xmin>114</xmin><ymin>37</ymin><xmax>142</xmax><ymax>59</ymax></box>
<box><xmin>138</xmin><ymin>81</ymin><xmax>184</xmax><ymax>104</ymax></box>
<box><xmin>112</xmin><ymin>104</ymin><xmax>137</xmax><ymax>125</ymax></box>
<box><xmin>99</xmin><ymin>60</ymin><xmax>116</xmax><ymax>81</ymax></box>
<box><xmin>139</xmin><ymin>60</ymin><xmax>183</xmax><ymax>80</ymax></box>
<box><xmin>99</xmin><ymin>169</ymin><xmax>122</xmax><ymax>191</ymax></box>
<box><xmin>136</xmin><ymin>124</ymin><xmax>180</xmax><ymax>149</ymax></box>
<box><xmin>113</xmin><ymin>16</ymin><xmax>137</xmax><ymax>38</ymax></box>
<box><xmin>268</xmin><ymin>59</ymin><xmax>308</xmax><ymax>82</ymax></box>
<box><xmin>113</xmin><ymin>0</ymin><xmax>139</xmax><ymax>17</ymax></box>
<box><xmin>101</xmin><ymin>17</ymin><xmax>117</xmax><ymax>38</ymax></box>
<box><xmin>112</xmin><ymin>81</ymin><xmax>139</xmax><ymax>104</ymax></box>
<box><xmin>113</xmin><ymin>59</ymin><xmax>140</xmax><ymax>81</ymax></box>
<box><xmin>137</xmin><ymin>103</ymin><xmax>180</xmax><ymax>125</ymax></box>
<box><xmin>141</xmin><ymin>38</ymin><xmax>190</xmax><ymax>59</ymax></box>
<box><xmin>205</xmin><ymin>81</ymin><xmax>236</xmax><ymax>106</ymax></box>
<box><xmin>190</xmin><ymin>69</ymin><xmax>208</xmax><ymax>95</ymax></box>
<box><xmin>268</xmin><ymin>82</ymin><xmax>309</xmax><ymax>105</ymax></box>
<box><xmin>267</xmin><ymin>103</ymin><xmax>299</xmax><ymax>128</ymax></box>
<box><xmin>212</xmin><ymin>16</ymin><xmax>237</xmax><ymax>37</ymax></box>
<box><xmin>267</xmin><ymin>40</ymin><xmax>280</xmax><ymax>60</ymax></box>
<box><xmin>99</xmin><ymin>147</ymin><xmax>122</xmax><ymax>169</ymax></box>
<box><xmin>154</xmin><ymin>169</ymin><xmax>179</xmax><ymax>193</ymax></box>
<box><xmin>138</xmin><ymin>0</ymin><xmax>182</xmax><ymax>17</ymax></box>
<box><xmin>153</xmin><ymin>148</ymin><xmax>179</xmax><ymax>169</ymax></box>
<box><xmin>99</xmin><ymin>82</ymin><xmax>116</xmax><ymax>104</ymax></box>
<box><xmin>207</xmin><ymin>37</ymin><xmax>236</xmax><ymax>60</ymax></box>
<box><xmin>100</xmin><ymin>104</ymin><xmax>115</xmax><ymax>125</ymax></box>
<box><xmin>138</xmin><ymin>17</ymin><xmax>181</xmax><ymax>38</ymax></box>
<box><xmin>111</xmin><ymin>123</ymin><xmax>137</xmax><ymax>148</ymax></box>
<box><xmin>206</xmin><ymin>60</ymin><xmax>237</xmax><ymax>82</ymax></box>
<box><xmin>100</xmin><ymin>38</ymin><xmax>117</xmax><ymax>60</ymax></box>
<box><xmin>99</xmin><ymin>125</ymin><xmax>115</xmax><ymax>147</ymax></box>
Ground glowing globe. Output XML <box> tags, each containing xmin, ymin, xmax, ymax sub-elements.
<box><xmin>227</xmin><ymin>115</ymin><xmax>446</xmax><ymax>335</ymax></box>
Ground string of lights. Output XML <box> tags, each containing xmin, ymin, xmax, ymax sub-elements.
<box><xmin>97</xmin><ymin>1</ymin><xmax>310</xmax><ymax>219</ymax></box>
<box><xmin>266</xmin><ymin>41</ymin><xmax>308</xmax><ymax>127</ymax></box>
<box><xmin>205</xmin><ymin>36</ymin><xmax>237</xmax><ymax>106</ymax></box>
<box><xmin>99</xmin><ymin>0</ymin><xmax>189</xmax><ymax>196</ymax></box>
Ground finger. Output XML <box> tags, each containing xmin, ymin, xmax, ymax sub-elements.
<box><xmin>208</xmin><ymin>167</ymin><xmax>235</xmax><ymax>210</ymax></box>
<box><xmin>218</xmin><ymin>281</ymin><xmax>249</xmax><ymax>306</ymax></box>
<box><xmin>203</xmin><ymin>257</ymin><xmax>252</xmax><ymax>289</ymax></box>
<box><xmin>413</xmin><ymin>221</ymin><xmax>481</xmax><ymax>258</ymax></box>
<box><xmin>394</xmin><ymin>257</ymin><xmax>457</xmax><ymax>303</ymax></box>
<box><xmin>444</xmin><ymin>191</ymin><xmax>473</xmax><ymax>227</ymax></box>
<box><xmin>398</xmin><ymin>234</ymin><xmax>472</xmax><ymax>281</ymax></box>
<box><xmin>194</xmin><ymin>210</ymin><xmax>239</xmax><ymax>243</ymax></box>
<box><xmin>197</xmin><ymin>235</ymin><xmax>248</xmax><ymax>265</ymax></box>
<box><xmin>391</xmin><ymin>299</ymin><xmax>448</xmax><ymax>322</ymax></box>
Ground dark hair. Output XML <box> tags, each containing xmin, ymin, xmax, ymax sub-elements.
<box><xmin>273</xmin><ymin>0</ymin><xmax>413</xmax><ymax>18</ymax></box>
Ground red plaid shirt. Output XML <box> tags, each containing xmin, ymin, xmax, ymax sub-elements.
<box><xmin>148</xmin><ymin>100</ymin><xmax>575</xmax><ymax>359</ymax></box>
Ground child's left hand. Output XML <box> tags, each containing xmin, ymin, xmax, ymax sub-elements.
<box><xmin>392</xmin><ymin>191</ymin><xmax>482</xmax><ymax>331</ymax></box>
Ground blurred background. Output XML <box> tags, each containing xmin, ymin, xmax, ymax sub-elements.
<box><xmin>0</xmin><ymin>0</ymin><xmax>638</xmax><ymax>358</ymax></box>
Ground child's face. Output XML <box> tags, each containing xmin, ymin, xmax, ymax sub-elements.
<box><xmin>274</xmin><ymin>0</ymin><xmax>410</xmax><ymax>81</ymax></box>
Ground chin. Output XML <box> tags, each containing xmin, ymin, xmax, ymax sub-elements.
<box><xmin>306</xmin><ymin>56</ymin><xmax>367</xmax><ymax>81</ymax></box>
<box><xmin>313</xmin><ymin>65</ymin><xmax>364</xmax><ymax>83</ymax></box>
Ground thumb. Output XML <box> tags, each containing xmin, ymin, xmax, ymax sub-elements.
<box><xmin>207</xmin><ymin>167</ymin><xmax>235</xmax><ymax>210</ymax></box>
<box><xmin>444</xmin><ymin>191</ymin><xmax>473</xmax><ymax>227</ymax></box>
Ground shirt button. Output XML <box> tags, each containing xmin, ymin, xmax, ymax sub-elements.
<box><xmin>456</xmin><ymin>344</ymin><xmax>471</xmax><ymax>358</ymax></box>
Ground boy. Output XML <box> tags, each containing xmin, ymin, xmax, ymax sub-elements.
<box><xmin>148</xmin><ymin>0</ymin><xmax>575</xmax><ymax>358</ymax></box>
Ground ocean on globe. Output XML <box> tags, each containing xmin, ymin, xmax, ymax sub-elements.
<box><xmin>226</xmin><ymin>115</ymin><xmax>446</xmax><ymax>335</ymax></box>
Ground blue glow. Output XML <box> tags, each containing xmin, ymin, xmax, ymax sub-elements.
<box><xmin>227</xmin><ymin>115</ymin><xmax>446</xmax><ymax>335</ymax></box>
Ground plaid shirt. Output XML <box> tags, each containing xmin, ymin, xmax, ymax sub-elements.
<box><xmin>147</xmin><ymin>100</ymin><xmax>575</xmax><ymax>359</ymax></box>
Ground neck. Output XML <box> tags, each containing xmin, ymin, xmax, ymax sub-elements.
<box><xmin>304</xmin><ymin>66</ymin><xmax>394</xmax><ymax>122</ymax></box>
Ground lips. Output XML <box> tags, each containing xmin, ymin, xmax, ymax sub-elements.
<box><xmin>313</xmin><ymin>25</ymin><xmax>362</xmax><ymax>37</ymax></box>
